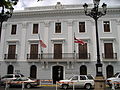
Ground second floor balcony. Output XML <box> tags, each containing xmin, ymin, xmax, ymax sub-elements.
<box><xmin>102</xmin><ymin>53</ymin><xmax>117</xmax><ymax>61</ymax></box>
<box><xmin>4</xmin><ymin>54</ymin><xmax>17</xmax><ymax>60</ymax></box>
<box><xmin>27</xmin><ymin>53</ymin><xmax>90</xmax><ymax>62</ymax></box>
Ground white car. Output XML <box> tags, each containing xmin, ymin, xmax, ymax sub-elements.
<box><xmin>0</xmin><ymin>74</ymin><xmax>24</xmax><ymax>86</ymax></box>
<box><xmin>58</xmin><ymin>75</ymin><xmax>94</xmax><ymax>89</ymax></box>
<box><xmin>106</xmin><ymin>72</ymin><xmax>120</xmax><ymax>88</ymax></box>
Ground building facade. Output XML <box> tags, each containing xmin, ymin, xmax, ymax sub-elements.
<box><xmin>0</xmin><ymin>2</ymin><xmax>120</xmax><ymax>83</ymax></box>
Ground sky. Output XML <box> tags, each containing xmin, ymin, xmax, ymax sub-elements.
<box><xmin>14</xmin><ymin>0</ymin><xmax>120</xmax><ymax>10</ymax></box>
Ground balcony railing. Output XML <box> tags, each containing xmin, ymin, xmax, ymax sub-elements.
<box><xmin>27</xmin><ymin>53</ymin><xmax>90</xmax><ymax>60</ymax></box>
<box><xmin>4</xmin><ymin>54</ymin><xmax>17</xmax><ymax>59</ymax></box>
<box><xmin>76</xmin><ymin>53</ymin><xmax>90</xmax><ymax>59</ymax></box>
<box><xmin>102</xmin><ymin>53</ymin><xmax>117</xmax><ymax>59</ymax></box>
<box><xmin>27</xmin><ymin>54</ymin><xmax>40</xmax><ymax>59</ymax></box>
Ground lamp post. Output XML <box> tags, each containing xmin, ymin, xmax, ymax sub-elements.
<box><xmin>0</xmin><ymin>0</ymin><xmax>18</xmax><ymax>40</ymax></box>
<box><xmin>83</xmin><ymin>0</ymin><xmax>107</xmax><ymax>90</ymax></box>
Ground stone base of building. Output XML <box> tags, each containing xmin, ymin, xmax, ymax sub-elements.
<box><xmin>94</xmin><ymin>76</ymin><xmax>106</xmax><ymax>90</ymax></box>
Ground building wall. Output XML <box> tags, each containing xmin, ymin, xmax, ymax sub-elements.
<box><xmin>0</xmin><ymin>3</ymin><xmax>120</xmax><ymax>80</ymax></box>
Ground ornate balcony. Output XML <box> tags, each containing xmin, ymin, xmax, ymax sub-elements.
<box><xmin>102</xmin><ymin>53</ymin><xmax>117</xmax><ymax>61</ymax></box>
<box><xmin>4</xmin><ymin>54</ymin><xmax>17</xmax><ymax>60</ymax></box>
<box><xmin>26</xmin><ymin>53</ymin><xmax>90</xmax><ymax>62</ymax></box>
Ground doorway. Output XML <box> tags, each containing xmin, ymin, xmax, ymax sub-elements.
<box><xmin>106</xmin><ymin>65</ymin><xmax>114</xmax><ymax>78</ymax></box>
<box><xmin>52</xmin><ymin>65</ymin><xmax>63</xmax><ymax>84</ymax></box>
<box><xmin>30</xmin><ymin>65</ymin><xmax>37</xmax><ymax>79</ymax></box>
<box><xmin>7</xmin><ymin>65</ymin><xmax>14</xmax><ymax>74</ymax></box>
<box><xmin>80</xmin><ymin>65</ymin><xmax>87</xmax><ymax>75</ymax></box>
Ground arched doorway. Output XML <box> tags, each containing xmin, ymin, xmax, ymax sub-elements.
<box><xmin>52</xmin><ymin>65</ymin><xmax>63</xmax><ymax>84</ymax></box>
<box><xmin>7</xmin><ymin>65</ymin><xmax>14</xmax><ymax>74</ymax></box>
<box><xmin>30</xmin><ymin>65</ymin><xmax>37</xmax><ymax>79</ymax></box>
<box><xmin>80</xmin><ymin>65</ymin><xmax>87</xmax><ymax>75</ymax></box>
<box><xmin>106</xmin><ymin>65</ymin><xmax>114</xmax><ymax>78</ymax></box>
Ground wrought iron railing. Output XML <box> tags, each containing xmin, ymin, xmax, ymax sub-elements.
<box><xmin>27</xmin><ymin>53</ymin><xmax>90</xmax><ymax>60</ymax></box>
<box><xmin>102</xmin><ymin>53</ymin><xmax>117</xmax><ymax>59</ymax></box>
<box><xmin>27</xmin><ymin>54</ymin><xmax>40</xmax><ymax>59</ymax></box>
<box><xmin>4</xmin><ymin>54</ymin><xmax>17</xmax><ymax>59</ymax></box>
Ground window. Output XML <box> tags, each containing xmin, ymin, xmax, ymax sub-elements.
<box><xmin>80</xmin><ymin>76</ymin><xmax>86</xmax><ymax>80</ymax></box>
<box><xmin>104</xmin><ymin>43</ymin><xmax>113</xmax><ymax>59</ymax></box>
<box><xmin>54</xmin><ymin>44</ymin><xmax>62</xmax><ymax>59</ymax></box>
<box><xmin>79</xmin><ymin>43</ymin><xmax>88</xmax><ymax>59</ymax></box>
<box><xmin>72</xmin><ymin>76</ymin><xmax>78</xmax><ymax>80</ymax></box>
<box><xmin>104</xmin><ymin>21</ymin><xmax>110</xmax><ymax>32</ymax></box>
<box><xmin>33</xmin><ymin>24</ymin><xmax>38</xmax><ymax>34</ymax></box>
<box><xmin>11</xmin><ymin>25</ymin><xmax>17</xmax><ymax>35</ymax></box>
<box><xmin>79</xmin><ymin>22</ymin><xmax>85</xmax><ymax>33</ymax></box>
<box><xmin>15</xmin><ymin>75</ymin><xmax>20</xmax><ymax>78</ymax></box>
<box><xmin>55</xmin><ymin>23</ymin><xmax>61</xmax><ymax>33</ymax></box>
<box><xmin>30</xmin><ymin>44</ymin><xmax>38</xmax><ymax>59</ymax></box>
<box><xmin>8</xmin><ymin>45</ymin><xmax>16</xmax><ymax>59</ymax></box>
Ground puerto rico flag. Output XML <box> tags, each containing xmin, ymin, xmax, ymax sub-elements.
<box><xmin>74</xmin><ymin>37</ymin><xmax>85</xmax><ymax>45</ymax></box>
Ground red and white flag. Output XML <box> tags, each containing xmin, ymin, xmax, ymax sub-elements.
<box><xmin>74</xmin><ymin>37</ymin><xmax>85</xmax><ymax>45</ymax></box>
<box><xmin>39</xmin><ymin>40</ymin><xmax>47</xmax><ymax>48</ymax></box>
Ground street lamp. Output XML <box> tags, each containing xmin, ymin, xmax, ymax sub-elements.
<box><xmin>83</xmin><ymin>0</ymin><xmax>107</xmax><ymax>90</ymax></box>
<box><xmin>0</xmin><ymin>0</ymin><xmax>18</xmax><ymax>40</ymax></box>
<box><xmin>83</xmin><ymin>0</ymin><xmax>107</xmax><ymax>77</ymax></box>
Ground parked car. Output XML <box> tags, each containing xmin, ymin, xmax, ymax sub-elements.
<box><xmin>7</xmin><ymin>77</ymin><xmax>40</xmax><ymax>88</ymax></box>
<box><xmin>0</xmin><ymin>74</ymin><xmax>24</xmax><ymax>86</ymax></box>
<box><xmin>106</xmin><ymin>72</ymin><xmax>120</xmax><ymax>88</ymax></box>
<box><xmin>58</xmin><ymin>74</ymin><xmax>94</xmax><ymax>89</ymax></box>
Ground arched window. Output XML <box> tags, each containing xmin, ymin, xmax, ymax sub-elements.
<box><xmin>30</xmin><ymin>65</ymin><xmax>37</xmax><ymax>79</ymax></box>
<box><xmin>7</xmin><ymin>65</ymin><xmax>14</xmax><ymax>74</ymax></box>
<box><xmin>106</xmin><ymin>65</ymin><xmax>114</xmax><ymax>78</ymax></box>
<box><xmin>80</xmin><ymin>65</ymin><xmax>87</xmax><ymax>75</ymax></box>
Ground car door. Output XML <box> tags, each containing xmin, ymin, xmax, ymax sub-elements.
<box><xmin>79</xmin><ymin>75</ymin><xmax>87</xmax><ymax>88</ymax></box>
<box><xmin>71</xmin><ymin>76</ymin><xmax>80</xmax><ymax>88</ymax></box>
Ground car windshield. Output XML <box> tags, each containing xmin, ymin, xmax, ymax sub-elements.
<box><xmin>13</xmin><ymin>77</ymin><xmax>28</xmax><ymax>81</ymax></box>
<box><xmin>68</xmin><ymin>76</ymin><xmax>74</xmax><ymax>80</ymax></box>
<box><xmin>113</xmin><ymin>73</ymin><xmax>120</xmax><ymax>77</ymax></box>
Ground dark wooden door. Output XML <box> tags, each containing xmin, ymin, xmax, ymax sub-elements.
<box><xmin>8</xmin><ymin>45</ymin><xmax>16</xmax><ymax>59</ymax></box>
<box><xmin>30</xmin><ymin>44</ymin><xmax>38</xmax><ymax>59</ymax></box>
<box><xmin>54</xmin><ymin>44</ymin><xmax>62</xmax><ymax>59</ymax></box>
<box><xmin>79</xmin><ymin>43</ymin><xmax>87</xmax><ymax>59</ymax></box>
<box><xmin>104</xmin><ymin>43</ymin><xmax>113</xmax><ymax>59</ymax></box>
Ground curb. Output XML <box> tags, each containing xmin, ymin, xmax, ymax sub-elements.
<box><xmin>38</xmin><ymin>85</ymin><xmax>59</xmax><ymax>87</ymax></box>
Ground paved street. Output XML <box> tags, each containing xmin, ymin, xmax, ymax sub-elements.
<box><xmin>0</xmin><ymin>86</ymin><xmax>120</xmax><ymax>90</ymax></box>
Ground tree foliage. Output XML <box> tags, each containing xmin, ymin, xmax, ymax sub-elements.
<box><xmin>0</xmin><ymin>0</ymin><xmax>18</xmax><ymax>9</ymax></box>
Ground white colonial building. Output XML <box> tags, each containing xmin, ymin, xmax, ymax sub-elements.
<box><xmin>0</xmin><ymin>2</ymin><xmax>120</xmax><ymax>84</ymax></box>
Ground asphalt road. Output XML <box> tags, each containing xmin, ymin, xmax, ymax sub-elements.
<box><xmin>0</xmin><ymin>86</ymin><xmax>120</xmax><ymax>90</ymax></box>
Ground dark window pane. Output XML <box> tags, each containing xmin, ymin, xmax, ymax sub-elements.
<box><xmin>11</xmin><ymin>25</ymin><xmax>17</xmax><ymax>35</ymax></box>
<box><xmin>79</xmin><ymin>22</ymin><xmax>85</xmax><ymax>33</ymax></box>
<box><xmin>55</xmin><ymin>23</ymin><xmax>61</xmax><ymax>33</ymax></box>
<box><xmin>104</xmin><ymin>21</ymin><xmax>110</xmax><ymax>32</ymax></box>
<box><xmin>33</xmin><ymin>24</ymin><xmax>38</xmax><ymax>34</ymax></box>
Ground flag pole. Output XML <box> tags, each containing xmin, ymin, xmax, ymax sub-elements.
<box><xmin>38</xmin><ymin>34</ymin><xmax>43</xmax><ymax>59</ymax></box>
<box><xmin>74</xmin><ymin>32</ymin><xmax>76</xmax><ymax>59</ymax></box>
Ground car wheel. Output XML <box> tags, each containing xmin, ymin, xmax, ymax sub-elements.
<box><xmin>62</xmin><ymin>84</ymin><xmax>68</xmax><ymax>90</ymax></box>
<box><xmin>25</xmin><ymin>83</ymin><xmax>31</xmax><ymax>88</ymax></box>
<box><xmin>114</xmin><ymin>82</ymin><xmax>119</xmax><ymax>89</ymax></box>
<box><xmin>85</xmin><ymin>83</ymin><xmax>91</xmax><ymax>90</ymax></box>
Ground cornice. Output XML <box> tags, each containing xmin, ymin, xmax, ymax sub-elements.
<box><xmin>12</xmin><ymin>4</ymin><xmax>120</xmax><ymax>18</ymax></box>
